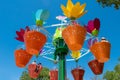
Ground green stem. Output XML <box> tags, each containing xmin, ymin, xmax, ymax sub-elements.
<box><xmin>58</xmin><ymin>53</ymin><xmax>66</xmax><ymax>80</ymax></box>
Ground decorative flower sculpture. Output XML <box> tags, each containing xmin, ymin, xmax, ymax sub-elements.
<box><xmin>15</xmin><ymin>26</ymin><xmax>30</xmax><ymax>42</ymax></box>
<box><xmin>85</xmin><ymin>18</ymin><xmax>100</xmax><ymax>36</ymax></box>
<box><xmin>35</xmin><ymin>9</ymin><xmax>49</xmax><ymax>26</ymax></box>
<box><xmin>61</xmin><ymin>0</ymin><xmax>87</xmax><ymax>20</ymax></box>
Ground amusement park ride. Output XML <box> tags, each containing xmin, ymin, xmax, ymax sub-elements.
<box><xmin>14</xmin><ymin>0</ymin><xmax>111</xmax><ymax>80</ymax></box>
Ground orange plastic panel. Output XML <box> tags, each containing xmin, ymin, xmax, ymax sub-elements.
<box><xmin>24</xmin><ymin>30</ymin><xmax>47</xmax><ymax>55</ymax></box>
<box><xmin>90</xmin><ymin>42</ymin><xmax>111</xmax><ymax>63</ymax></box>
<box><xmin>14</xmin><ymin>49</ymin><xmax>32</xmax><ymax>68</ymax></box>
<box><xmin>62</xmin><ymin>24</ymin><xmax>86</xmax><ymax>51</ymax></box>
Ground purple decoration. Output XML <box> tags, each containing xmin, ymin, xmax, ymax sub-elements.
<box><xmin>88</xmin><ymin>38</ymin><xmax>92</xmax><ymax>48</ymax></box>
<box><xmin>87</xmin><ymin>38</ymin><xmax>98</xmax><ymax>49</ymax></box>
<box><xmin>39</xmin><ymin>49</ymin><xmax>43</xmax><ymax>54</ymax></box>
<box><xmin>92</xmin><ymin>38</ymin><xmax>97</xmax><ymax>45</ymax></box>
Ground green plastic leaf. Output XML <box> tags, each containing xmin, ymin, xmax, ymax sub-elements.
<box><xmin>92</xmin><ymin>29</ymin><xmax>99</xmax><ymax>36</ymax></box>
<box><xmin>40</xmin><ymin>10</ymin><xmax>49</xmax><ymax>21</ymax></box>
<box><xmin>53</xmin><ymin>27</ymin><xmax>65</xmax><ymax>40</ymax></box>
<box><xmin>36</xmin><ymin>20</ymin><xmax>43</xmax><ymax>26</ymax></box>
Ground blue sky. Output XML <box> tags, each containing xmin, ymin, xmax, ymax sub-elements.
<box><xmin>0</xmin><ymin>0</ymin><xmax>120</xmax><ymax>80</ymax></box>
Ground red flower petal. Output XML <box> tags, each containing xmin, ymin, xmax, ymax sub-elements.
<box><xmin>94</xmin><ymin>18</ymin><xmax>100</xmax><ymax>30</ymax></box>
<box><xmin>85</xmin><ymin>25</ymin><xmax>91</xmax><ymax>33</ymax></box>
<box><xmin>16</xmin><ymin>31</ymin><xmax>21</xmax><ymax>36</ymax></box>
<box><xmin>88</xmin><ymin>20</ymin><xmax>95</xmax><ymax>32</ymax></box>
<box><xmin>15</xmin><ymin>26</ymin><xmax>30</xmax><ymax>42</ymax></box>
<box><xmin>15</xmin><ymin>37</ymin><xmax>24</xmax><ymax>42</ymax></box>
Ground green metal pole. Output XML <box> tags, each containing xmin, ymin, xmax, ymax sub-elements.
<box><xmin>58</xmin><ymin>53</ymin><xmax>66</xmax><ymax>80</ymax></box>
<box><xmin>53</xmin><ymin>38</ymin><xmax>68</xmax><ymax>80</ymax></box>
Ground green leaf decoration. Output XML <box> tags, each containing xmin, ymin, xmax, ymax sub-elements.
<box><xmin>91</xmin><ymin>29</ymin><xmax>99</xmax><ymax>36</ymax></box>
<box><xmin>40</xmin><ymin>10</ymin><xmax>50</xmax><ymax>21</ymax></box>
<box><xmin>53</xmin><ymin>27</ymin><xmax>65</xmax><ymax>40</ymax></box>
<box><xmin>36</xmin><ymin>20</ymin><xmax>43</xmax><ymax>27</ymax></box>
<box><xmin>36</xmin><ymin>9</ymin><xmax>43</xmax><ymax>20</ymax></box>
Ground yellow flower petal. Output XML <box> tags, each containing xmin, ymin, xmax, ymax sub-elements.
<box><xmin>79</xmin><ymin>3</ymin><xmax>86</xmax><ymax>14</ymax></box>
<box><xmin>70</xmin><ymin>2</ymin><xmax>82</xmax><ymax>18</ymax></box>
<box><xmin>61</xmin><ymin>5</ymin><xmax>71</xmax><ymax>18</ymax></box>
<box><xmin>67</xmin><ymin>0</ymin><xmax>74</xmax><ymax>11</ymax></box>
<box><xmin>61</xmin><ymin>0</ymin><xmax>87</xmax><ymax>19</ymax></box>
<box><xmin>71</xmin><ymin>51</ymin><xmax>81</xmax><ymax>59</ymax></box>
<box><xmin>77</xmin><ymin>10</ymin><xmax>87</xmax><ymax>18</ymax></box>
